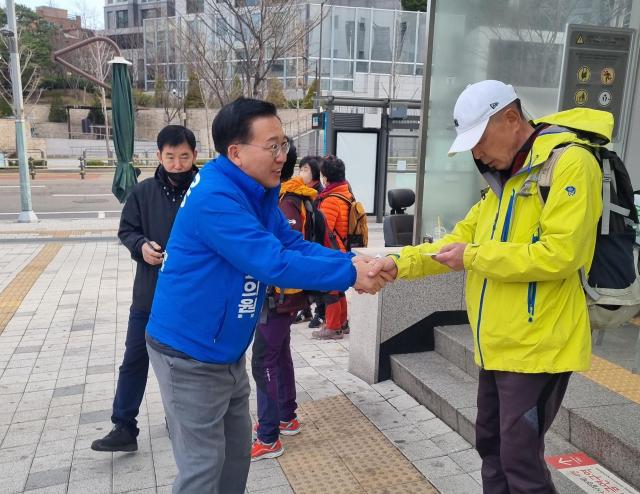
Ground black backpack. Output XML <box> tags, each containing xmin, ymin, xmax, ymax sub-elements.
<box><xmin>537</xmin><ymin>127</ymin><xmax>640</xmax><ymax>329</ymax></box>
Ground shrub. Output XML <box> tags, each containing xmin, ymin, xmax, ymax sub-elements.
<box><xmin>48</xmin><ymin>94</ymin><xmax>67</xmax><ymax>122</ymax></box>
<box><xmin>265</xmin><ymin>78</ymin><xmax>287</xmax><ymax>108</ymax></box>
<box><xmin>86</xmin><ymin>159</ymin><xmax>108</xmax><ymax>167</ymax></box>
<box><xmin>134</xmin><ymin>90</ymin><xmax>154</xmax><ymax>108</ymax></box>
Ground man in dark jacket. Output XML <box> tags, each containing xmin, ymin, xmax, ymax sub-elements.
<box><xmin>91</xmin><ymin>125</ymin><xmax>199</xmax><ymax>452</ymax></box>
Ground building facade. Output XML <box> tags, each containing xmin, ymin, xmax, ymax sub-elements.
<box><xmin>140</xmin><ymin>2</ymin><xmax>427</xmax><ymax>100</ymax></box>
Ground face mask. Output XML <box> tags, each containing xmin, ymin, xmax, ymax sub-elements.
<box><xmin>165</xmin><ymin>168</ymin><xmax>193</xmax><ymax>189</ymax></box>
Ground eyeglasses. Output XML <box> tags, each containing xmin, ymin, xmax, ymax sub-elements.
<box><xmin>239</xmin><ymin>140</ymin><xmax>290</xmax><ymax>158</ymax></box>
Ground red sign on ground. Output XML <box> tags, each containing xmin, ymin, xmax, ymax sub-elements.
<box><xmin>546</xmin><ymin>453</ymin><xmax>639</xmax><ymax>494</ymax></box>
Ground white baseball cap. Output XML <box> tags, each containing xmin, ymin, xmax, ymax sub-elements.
<box><xmin>448</xmin><ymin>80</ymin><xmax>518</xmax><ymax>157</ymax></box>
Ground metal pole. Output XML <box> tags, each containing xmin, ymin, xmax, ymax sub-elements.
<box><xmin>376</xmin><ymin>108</ymin><xmax>389</xmax><ymax>223</ymax></box>
<box><xmin>412</xmin><ymin>0</ymin><xmax>436</xmax><ymax>245</ymax></box>
<box><xmin>5</xmin><ymin>0</ymin><xmax>37</xmax><ymax>222</ymax></box>
<box><xmin>317</xmin><ymin>1</ymin><xmax>325</xmax><ymax>96</ymax></box>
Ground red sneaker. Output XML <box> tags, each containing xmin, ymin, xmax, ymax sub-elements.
<box><xmin>251</xmin><ymin>438</ymin><xmax>284</xmax><ymax>461</ymax></box>
<box><xmin>253</xmin><ymin>418</ymin><xmax>301</xmax><ymax>436</ymax></box>
<box><xmin>279</xmin><ymin>418</ymin><xmax>301</xmax><ymax>436</ymax></box>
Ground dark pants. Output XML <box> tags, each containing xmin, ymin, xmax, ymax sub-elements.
<box><xmin>251</xmin><ymin>311</ymin><xmax>297</xmax><ymax>444</ymax></box>
<box><xmin>111</xmin><ymin>308</ymin><xmax>150</xmax><ymax>436</ymax></box>
<box><xmin>476</xmin><ymin>369</ymin><xmax>571</xmax><ymax>494</ymax></box>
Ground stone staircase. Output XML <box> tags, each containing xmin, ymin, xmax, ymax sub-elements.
<box><xmin>390</xmin><ymin>325</ymin><xmax>640</xmax><ymax>491</ymax></box>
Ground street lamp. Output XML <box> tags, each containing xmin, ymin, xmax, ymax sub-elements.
<box><xmin>2</xmin><ymin>0</ymin><xmax>38</xmax><ymax>222</ymax></box>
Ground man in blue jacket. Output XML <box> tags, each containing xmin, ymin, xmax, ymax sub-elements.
<box><xmin>146</xmin><ymin>97</ymin><xmax>385</xmax><ymax>494</ymax></box>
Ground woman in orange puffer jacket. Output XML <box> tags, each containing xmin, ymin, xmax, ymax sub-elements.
<box><xmin>314</xmin><ymin>156</ymin><xmax>352</xmax><ymax>340</ymax></box>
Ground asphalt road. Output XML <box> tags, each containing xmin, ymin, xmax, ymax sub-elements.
<box><xmin>0</xmin><ymin>169</ymin><xmax>157</xmax><ymax>220</ymax></box>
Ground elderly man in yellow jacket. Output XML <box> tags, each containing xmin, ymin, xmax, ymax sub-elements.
<box><xmin>369</xmin><ymin>80</ymin><xmax>605</xmax><ymax>493</ymax></box>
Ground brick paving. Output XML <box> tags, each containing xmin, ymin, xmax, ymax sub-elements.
<box><xmin>0</xmin><ymin>222</ymin><xmax>485</xmax><ymax>494</ymax></box>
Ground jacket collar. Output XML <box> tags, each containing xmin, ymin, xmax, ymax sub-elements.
<box><xmin>475</xmin><ymin>126</ymin><xmax>591</xmax><ymax>197</ymax></box>
<box><xmin>319</xmin><ymin>180</ymin><xmax>349</xmax><ymax>198</ymax></box>
<box><xmin>280</xmin><ymin>176</ymin><xmax>318</xmax><ymax>200</ymax></box>
<box><xmin>211</xmin><ymin>154</ymin><xmax>280</xmax><ymax>209</ymax></box>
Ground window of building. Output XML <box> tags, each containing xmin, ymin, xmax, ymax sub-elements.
<box><xmin>141</xmin><ymin>8</ymin><xmax>160</xmax><ymax>21</ymax></box>
<box><xmin>116</xmin><ymin>10</ymin><xmax>129</xmax><ymax>29</ymax></box>
<box><xmin>187</xmin><ymin>0</ymin><xmax>204</xmax><ymax>14</ymax></box>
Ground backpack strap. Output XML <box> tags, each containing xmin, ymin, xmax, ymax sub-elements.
<box><xmin>322</xmin><ymin>192</ymin><xmax>353</xmax><ymax>246</ymax></box>
<box><xmin>537</xmin><ymin>146</ymin><xmax>571</xmax><ymax>206</ymax></box>
<box><xmin>601</xmin><ymin>157</ymin><xmax>631</xmax><ymax>235</ymax></box>
<box><xmin>327</xmin><ymin>192</ymin><xmax>353</xmax><ymax>204</ymax></box>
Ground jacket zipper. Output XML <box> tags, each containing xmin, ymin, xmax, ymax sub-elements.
<box><xmin>476</xmin><ymin>191</ymin><xmax>506</xmax><ymax>368</ymax></box>
<box><xmin>527</xmin><ymin>229</ymin><xmax>541</xmax><ymax>323</ymax></box>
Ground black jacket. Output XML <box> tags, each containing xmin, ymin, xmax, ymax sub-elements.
<box><xmin>118</xmin><ymin>165</ymin><xmax>197</xmax><ymax>312</ymax></box>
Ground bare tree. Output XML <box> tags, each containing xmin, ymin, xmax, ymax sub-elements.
<box><xmin>72</xmin><ymin>38</ymin><xmax>118</xmax><ymax>158</ymax></box>
<box><xmin>0</xmin><ymin>28</ymin><xmax>44</xmax><ymax>119</ymax></box>
<box><xmin>74</xmin><ymin>0</ymin><xmax>101</xmax><ymax>31</ymax></box>
<box><xmin>173</xmin><ymin>0</ymin><xmax>323</xmax><ymax>106</ymax></box>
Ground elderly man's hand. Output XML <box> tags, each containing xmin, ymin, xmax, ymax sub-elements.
<box><xmin>366</xmin><ymin>256</ymin><xmax>398</xmax><ymax>282</ymax></box>
<box><xmin>434</xmin><ymin>243</ymin><xmax>467</xmax><ymax>271</ymax></box>
<box><xmin>353</xmin><ymin>258</ymin><xmax>388</xmax><ymax>294</ymax></box>
<box><xmin>142</xmin><ymin>241</ymin><xmax>164</xmax><ymax>266</ymax></box>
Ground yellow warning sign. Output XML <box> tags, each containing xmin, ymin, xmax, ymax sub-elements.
<box><xmin>577</xmin><ymin>34</ymin><xmax>584</xmax><ymax>44</ymax></box>
<box><xmin>601</xmin><ymin>67</ymin><xmax>615</xmax><ymax>85</ymax></box>
<box><xmin>575</xmin><ymin>89</ymin><xmax>588</xmax><ymax>105</ymax></box>
<box><xmin>577</xmin><ymin>66</ymin><xmax>591</xmax><ymax>83</ymax></box>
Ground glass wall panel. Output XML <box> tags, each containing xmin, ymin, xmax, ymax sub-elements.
<box><xmin>332</xmin><ymin>60</ymin><xmax>353</xmax><ymax>79</ymax></box>
<box><xmin>395</xmin><ymin>11</ymin><xmax>417</xmax><ymax>64</ymax></box>
<box><xmin>332</xmin><ymin>6</ymin><xmax>356</xmax><ymax>60</ymax></box>
<box><xmin>371</xmin><ymin>62</ymin><xmax>391</xmax><ymax>74</ymax></box>
<box><xmin>419</xmin><ymin>0</ymin><xmax>635</xmax><ymax>239</ymax></box>
<box><xmin>356</xmin><ymin>8</ymin><xmax>371</xmax><ymax>62</ymax></box>
<box><xmin>371</xmin><ymin>9</ymin><xmax>393</xmax><ymax>61</ymax></box>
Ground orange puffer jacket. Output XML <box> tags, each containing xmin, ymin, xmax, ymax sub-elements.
<box><xmin>318</xmin><ymin>181</ymin><xmax>352</xmax><ymax>252</ymax></box>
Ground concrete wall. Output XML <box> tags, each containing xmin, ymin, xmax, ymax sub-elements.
<box><xmin>0</xmin><ymin>119</ymin><xmax>47</xmax><ymax>159</ymax></box>
<box><xmin>23</xmin><ymin>105</ymin><xmax>313</xmax><ymax>157</ymax></box>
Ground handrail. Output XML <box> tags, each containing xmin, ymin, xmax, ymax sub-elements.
<box><xmin>52</xmin><ymin>37</ymin><xmax>122</xmax><ymax>90</ymax></box>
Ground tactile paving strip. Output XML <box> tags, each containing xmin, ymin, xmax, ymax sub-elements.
<box><xmin>0</xmin><ymin>243</ymin><xmax>62</xmax><ymax>334</ymax></box>
<box><xmin>278</xmin><ymin>395</ymin><xmax>437</xmax><ymax>494</ymax></box>
<box><xmin>581</xmin><ymin>355</ymin><xmax>640</xmax><ymax>405</ymax></box>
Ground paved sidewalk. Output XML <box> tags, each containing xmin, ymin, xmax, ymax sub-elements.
<box><xmin>0</xmin><ymin>224</ymin><xmax>485</xmax><ymax>494</ymax></box>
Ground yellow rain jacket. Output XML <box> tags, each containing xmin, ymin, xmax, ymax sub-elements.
<box><xmin>395</xmin><ymin>108</ymin><xmax>608</xmax><ymax>373</ymax></box>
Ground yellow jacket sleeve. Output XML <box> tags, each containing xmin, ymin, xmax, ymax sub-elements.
<box><xmin>395</xmin><ymin>200</ymin><xmax>481</xmax><ymax>279</ymax></box>
<box><xmin>463</xmin><ymin>146</ymin><xmax>602</xmax><ymax>282</ymax></box>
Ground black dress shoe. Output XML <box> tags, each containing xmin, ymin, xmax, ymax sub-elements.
<box><xmin>91</xmin><ymin>424</ymin><xmax>138</xmax><ymax>452</ymax></box>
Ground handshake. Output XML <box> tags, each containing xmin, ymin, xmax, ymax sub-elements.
<box><xmin>352</xmin><ymin>255</ymin><xmax>399</xmax><ymax>295</ymax></box>
<box><xmin>351</xmin><ymin>242</ymin><xmax>468</xmax><ymax>295</ymax></box>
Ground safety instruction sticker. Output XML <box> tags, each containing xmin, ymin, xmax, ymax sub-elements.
<box><xmin>575</xmin><ymin>89</ymin><xmax>588</xmax><ymax>105</ymax></box>
<box><xmin>577</xmin><ymin>66</ymin><xmax>591</xmax><ymax>82</ymax></box>
<box><xmin>598</xmin><ymin>90</ymin><xmax>612</xmax><ymax>107</ymax></box>
<box><xmin>601</xmin><ymin>67</ymin><xmax>615</xmax><ymax>85</ymax></box>
<box><xmin>546</xmin><ymin>453</ymin><xmax>639</xmax><ymax>493</ymax></box>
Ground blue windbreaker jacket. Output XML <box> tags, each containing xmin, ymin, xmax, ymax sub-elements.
<box><xmin>146</xmin><ymin>155</ymin><xmax>357</xmax><ymax>363</ymax></box>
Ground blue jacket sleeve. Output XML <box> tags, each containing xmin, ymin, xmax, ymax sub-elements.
<box><xmin>195</xmin><ymin>194</ymin><xmax>356</xmax><ymax>291</ymax></box>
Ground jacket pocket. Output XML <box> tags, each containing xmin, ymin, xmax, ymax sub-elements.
<box><xmin>212</xmin><ymin>305</ymin><xmax>227</xmax><ymax>343</ymax></box>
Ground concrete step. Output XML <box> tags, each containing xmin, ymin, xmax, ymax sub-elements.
<box><xmin>390</xmin><ymin>325</ymin><xmax>640</xmax><ymax>490</ymax></box>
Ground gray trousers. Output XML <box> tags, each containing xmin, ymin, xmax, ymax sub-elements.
<box><xmin>148</xmin><ymin>345</ymin><xmax>251</xmax><ymax>494</ymax></box>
